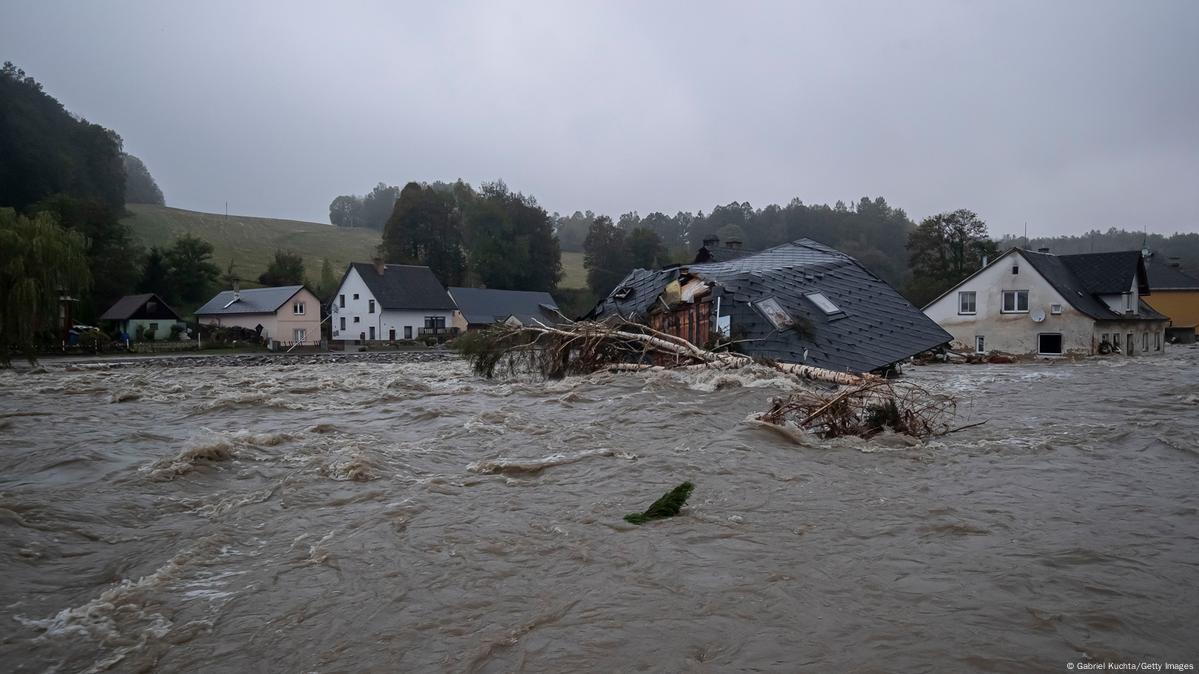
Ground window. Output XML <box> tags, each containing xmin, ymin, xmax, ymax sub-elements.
<box><xmin>339</xmin><ymin>294</ymin><xmax>345</xmax><ymax>308</ymax></box>
<box><xmin>1011</xmin><ymin>264</ymin><xmax>1019</xmax><ymax>275</ymax></box>
<box><xmin>1142</xmin><ymin>332</ymin><xmax>1149</xmax><ymax>352</ymax></box>
<box><xmin>1001</xmin><ymin>290</ymin><xmax>1029</xmax><ymax>313</ymax></box>
<box><xmin>424</xmin><ymin>316</ymin><xmax>446</xmax><ymax>329</ymax></box>
<box><xmin>1038</xmin><ymin>333</ymin><xmax>1063</xmax><ymax>355</ymax></box>
<box><xmin>404</xmin><ymin>326</ymin><xmax>412</xmax><ymax>339</ymax></box>
<box><xmin>1112</xmin><ymin>333</ymin><xmax>1121</xmax><ymax>349</ymax></box>
<box><xmin>1123</xmin><ymin>292</ymin><xmax>1132</xmax><ymax>313</ymax></box>
<box><xmin>754</xmin><ymin>297</ymin><xmax>793</xmax><ymax>329</ymax></box>
<box><xmin>369</xmin><ymin>299</ymin><xmax>375</xmax><ymax>314</ymax></box>
<box><xmin>958</xmin><ymin>291</ymin><xmax>977</xmax><ymax>315</ymax></box>
<box><xmin>1050</xmin><ymin>304</ymin><xmax>1063</xmax><ymax>315</ymax></box>
<box><xmin>294</xmin><ymin>328</ymin><xmax>307</xmax><ymax>343</ymax></box>
<box><xmin>146</xmin><ymin>301</ymin><xmax>158</xmax><ymax>312</ymax></box>
<box><xmin>1156</xmin><ymin>331</ymin><xmax>1162</xmax><ymax>351</ymax></box>
<box><xmin>353</xmin><ymin>293</ymin><xmax>359</xmax><ymax>300</ymax></box>
<box><xmin>293</xmin><ymin>301</ymin><xmax>305</xmax><ymax>315</ymax></box>
<box><xmin>339</xmin><ymin>317</ymin><xmax>346</xmax><ymax>331</ymax></box>
<box><xmin>804</xmin><ymin>292</ymin><xmax>842</xmax><ymax>316</ymax></box>
<box><xmin>975</xmin><ymin>336</ymin><xmax>985</xmax><ymax>354</ymax></box>
<box><xmin>353</xmin><ymin>316</ymin><xmax>360</xmax><ymax>323</ymax></box>
<box><xmin>369</xmin><ymin>326</ymin><xmax>376</xmax><ymax>340</ymax></box>
<box><xmin>148</xmin><ymin>322</ymin><xmax>159</xmax><ymax>334</ymax></box>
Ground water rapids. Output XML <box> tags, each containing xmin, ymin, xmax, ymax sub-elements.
<box><xmin>1</xmin><ymin>349</ymin><xmax>1197</xmax><ymax>671</ymax></box>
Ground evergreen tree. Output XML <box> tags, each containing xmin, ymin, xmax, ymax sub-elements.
<box><xmin>258</xmin><ymin>250</ymin><xmax>305</xmax><ymax>286</ymax></box>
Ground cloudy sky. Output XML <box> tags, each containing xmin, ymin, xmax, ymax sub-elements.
<box><xmin>3</xmin><ymin>0</ymin><xmax>1197</xmax><ymax>236</ymax></box>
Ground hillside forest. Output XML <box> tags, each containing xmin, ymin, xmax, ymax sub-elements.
<box><xmin>3</xmin><ymin>59</ymin><xmax>1198</xmax><ymax>357</ymax></box>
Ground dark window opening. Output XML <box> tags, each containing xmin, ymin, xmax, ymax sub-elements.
<box><xmin>1038</xmin><ymin>333</ymin><xmax>1063</xmax><ymax>355</ymax></box>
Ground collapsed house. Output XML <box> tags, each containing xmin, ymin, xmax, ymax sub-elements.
<box><xmin>588</xmin><ymin>238</ymin><xmax>952</xmax><ymax>374</ymax></box>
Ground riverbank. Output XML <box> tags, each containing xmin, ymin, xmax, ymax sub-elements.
<box><xmin>15</xmin><ymin>349</ymin><xmax>459</xmax><ymax>371</ymax></box>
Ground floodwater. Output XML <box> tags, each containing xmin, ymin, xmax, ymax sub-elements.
<box><xmin>1</xmin><ymin>349</ymin><xmax>1197</xmax><ymax>673</ymax></box>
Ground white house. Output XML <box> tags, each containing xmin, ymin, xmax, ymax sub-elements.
<box><xmin>923</xmin><ymin>248</ymin><xmax>1168</xmax><ymax>357</ymax></box>
<box><xmin>331</xmin><ymin>260</ymin><xmax>457</xmax><ymax>343</ymax></box>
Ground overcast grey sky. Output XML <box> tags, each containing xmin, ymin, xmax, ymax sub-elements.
<box><xmin>3</xmin><ymin>0</ymin><xmax>1197</xmax><ymax>236</ymax></box>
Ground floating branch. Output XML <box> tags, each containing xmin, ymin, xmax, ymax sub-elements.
<box><xmin>624</xmin><ymin>482</ymin><xmax>695</xmax><ymax>525</ymax></box>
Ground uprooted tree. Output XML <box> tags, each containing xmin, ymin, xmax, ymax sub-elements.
<box><xmin>456</xmin><ymin>318</ymin><xmax>964</xmax><ymax>440</ymax></box>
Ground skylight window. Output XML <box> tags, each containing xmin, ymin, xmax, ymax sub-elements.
<box><xmin>805</xmin><ymin>292</ymin><xmax>841</xmax><ymax>315</ymax></box>
<box><xmin>754</xmin><ymin>298</ymin><xmax>793</xmax><ymax>329</ymax></box>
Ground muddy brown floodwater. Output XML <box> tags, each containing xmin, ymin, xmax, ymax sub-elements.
<box><xmin>1</xmin><ymin>350</ymin><xmax>1197</xmax><ymax>673</ymax></box>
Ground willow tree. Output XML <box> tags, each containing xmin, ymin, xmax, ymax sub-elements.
<box><xmin>0</xmin><ymin>209</ymin><xmax>91</xmax><ymax>365</ymax></box>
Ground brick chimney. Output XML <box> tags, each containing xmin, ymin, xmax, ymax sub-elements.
<box><xmin>372</xmin><ymin>257</ymin><xmax>386</xmax><ymax>275</ymax></box>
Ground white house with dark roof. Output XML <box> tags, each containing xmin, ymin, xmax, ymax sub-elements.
<box><xmin>195</xmin><ymin>285</ymin><xmax>321</xmax><ymax>345</ymax></box>
<box><xmin>923</xmin><ymin>248</ymin><xmax>1168</xmax><ymax>356</ymax></box>
<box><xmin>332</xmin><ymin>260</ymin><xmax>457</xmax><ymax>342</ymax></box>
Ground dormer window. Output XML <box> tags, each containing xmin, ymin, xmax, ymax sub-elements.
<box><xmin>613</xmin><ymin>286</ymin><xmax>634</xmax><ymax>300</ymax></box>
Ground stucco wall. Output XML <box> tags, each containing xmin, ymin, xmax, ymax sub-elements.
<box><xmin>1145</xmin><ymin>290</ymin><xmax>1199</xmax><ymax>333</ymax></box>
<box><xmin>273</xmin><ymin>288</ymin><xmax>322</xmax><ymax>343</ymax></box>
<box><xmin>924</xmin><ymin>250</ymin><xmax>1094</xmax><ymax>355</ymax></box>
<box><xmin>332</xmin><ymin>266</ymin><xmax>454</xmax><ymax>341</ymax></box>
<box><xmin>1093</xmin><ymin>320</ymin><xmax>1167</xmax><ymax>356</ymax></box>
<box><xmin>123</xmin><ymin>318</ymin><xmax>180</xmax><ymax>340</ymax></box>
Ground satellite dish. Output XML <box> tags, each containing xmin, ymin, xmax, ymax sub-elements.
<box><xmin>1031</xmin><ymin>309</ymin><xmax>1046</xmax><ymax>322</ymax></box>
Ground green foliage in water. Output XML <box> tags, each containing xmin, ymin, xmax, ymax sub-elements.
<box><xmin>624</xmin><ymin>482</ymin><xmax>694</xmax><ymax>525</ymax></box>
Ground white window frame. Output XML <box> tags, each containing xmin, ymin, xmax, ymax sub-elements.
<box><xmin>353</xmin><ymin>316</ymin><xmax>360</xmax><ymax>323</ymax></box>
<box><xmin>958</xmin><ymin>291</ymin><xmax>976</xmax><ymax>315</ymax></box>
<box><xmin>754</xmin><ymin>297</ymin><xmax>794</xmax><ymax>329</ymax></box>
<box><xmin>975</xmin><ymin>336</ymin><xmax>985</xmax><ymax>354</ymax></box>
<box><xmin>293</xmin><ymin>301</ymin><xmax>305</xmax><ymax>315</ymax></box>
<box><xmin>1037</xmin><ymin>332</ymin><xmax>1064</xmax><ymax>355</ymax></box>
<box><xmin>804</xmin><ymin>292</ymin><xmax>842</xmax><ymax>316</ymax></box>
<box><xmin>369</xmin><ymin>299</ymin><xmax>375</xmax><ymax>314</ymax></box>
<box><xmin>293</xmin><ymin>328</ymin><xmax>307</xmax><ymax>343</ymax></box>
<box><xmin>1050</xmin><ymin>303</ymin><xmax>1062</xmax><ymax>315</ymax></box>
<box><xmin>1001</xmin><ymin>290</ymin><xmax>1029</xmax><ymax>313</ymax></box>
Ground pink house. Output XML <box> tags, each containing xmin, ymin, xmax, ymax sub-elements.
<box><xmin>195</xmin><ymin>285</ymin><xmax>322</xmax><ymax>345</ymax></box>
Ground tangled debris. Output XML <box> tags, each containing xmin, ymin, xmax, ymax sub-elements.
<box><xmin>456</xmin><ymin>319</ymin><xmax>866</xmax><ymax>386</ymax></box>
<box><xmin>624</xmin><ymin>482</ymin><xmax>695</xmax><ymax>525</ymax></box>
<box><xmin>457</xmin><ymin>319</ymin><xmax>969</xmax><ymax>440</ymax></box>
<box><xmin>756</xmin><ymin>379</ymin><xmax>959</xmax><ymax>439</ymax></box>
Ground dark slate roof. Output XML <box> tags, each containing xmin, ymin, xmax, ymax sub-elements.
<box><xmin>195</xmin><ymin>285</ymin><xmax>305</xmax><ymax>316</ymax></box>
<box><xmin>1146</xmin><ymin>259</ymin><xmax>1199</xmax><ymax>290</ymax></box>
<box><xmin>591</xmin><ymin>238</ymin><xmax>953</xmax><ymax>374</ymax></box>
<box><xmin>1020</xmin><ymin>250</ymin><xmax>1162</xmax><ymax>322</ymax></box>
<box><xmin>448</xmin><ymin>287</ymin><xmax>560</xmax><ymax>326</ymax></box>
<box><xmin>347</xmin><ymin>263</ymin><xmax>456</xmax><ymax>311</ymax></box>
<box><xmin>1057</xmin><ymin>251</ymin><xmax>1148</xmax><ymax>295</ymax></box>
<box><xmin>99</xmin><ymin>293</ymin><xmax>181</xmax><ymax>321</ymax></box>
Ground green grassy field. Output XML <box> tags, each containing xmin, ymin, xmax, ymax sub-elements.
<box><xmin>560</xmin><ymin>250</ymin><xmax>586</xmax><ymax>289</ymax></box>
<box><xmin>123</xmin><ymin>204</ymin><xmax>380</xmax><ymax>286</ymax></box>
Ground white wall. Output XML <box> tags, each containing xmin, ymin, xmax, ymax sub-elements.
<box><xmin>924</xmin><ymin>250</ymin><xmax>1096</xmax><ymax>355</ymax></box>
<box><xmin>331</xmin><ymin>266</ymin><xmax>454</xmax><ymax>341</ymax></box>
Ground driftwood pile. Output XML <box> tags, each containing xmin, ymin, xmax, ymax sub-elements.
<box><xmin>458</xmin><ymin>318</ymin><xmax>962</xmax><ymax>440</ymax></box>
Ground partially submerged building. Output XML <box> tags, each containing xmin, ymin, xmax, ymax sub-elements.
<box><xmin>589</xmin><ymin>238</ymin><xmax>952</xmax><ymax>374</ymax></box>
<box><xmin>923</xmin><ymin>248</ymin><xmax>1168</xmax><ymax>356</ymax></box>
<box><xmin>1143</xmin><ymin>256</ymin><xmax>1199</xmax><ymax>343</ymax></box>
<box><xmin>447</xmin><ymin>287</ymin><xmax>562</xmax><ymax>331</ymax></box>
